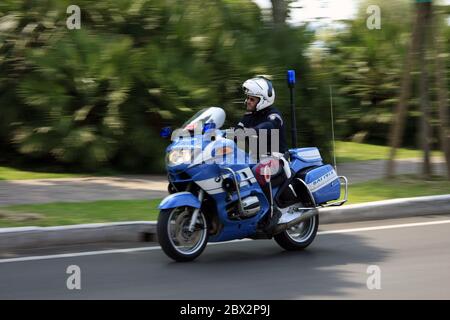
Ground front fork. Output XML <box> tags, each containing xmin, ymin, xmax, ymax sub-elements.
<box><xmin>188</xmin><ymin>189</ymin><xmax>204</xmax><ymax>232</ymax></box>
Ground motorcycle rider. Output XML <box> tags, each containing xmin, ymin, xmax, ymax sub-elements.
<box><xmin>236</xmin><ymin>76</ymin><xmax>287</xmax><ymax>232</ymax></box>
<box><xmin>237</xmin><ymin>76</ymin><xmax>287</xmax><ymax>155</ymax></box>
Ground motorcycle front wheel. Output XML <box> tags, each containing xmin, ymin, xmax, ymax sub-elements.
<box><xmin>157</xmin><ymin>206</ymin><xmax>208</xmax><ymax>262</ymax></box>
<box><xmin>274</xmin><ymin>214</ymin><xmax>319</xmax><ymax>251</ymax></box>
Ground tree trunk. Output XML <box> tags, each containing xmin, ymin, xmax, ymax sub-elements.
<box><xmin>417</xmin><ymin>2</ymin><xmax>433</xmax><ymax>178</ymax></box>
<box><xmin>434</xmin><ymin>18</ymin><xmax>450</xmax><ymax>179</ymax></box>
<box><xmin>270</xmin><ymin>0</ymin><xmax>289</xmax><ymax>26</ymax></box>
<box><xmin>386</xmin><ymin>2</ymin><xmax>424</xmax><ymax>178</ymax></box>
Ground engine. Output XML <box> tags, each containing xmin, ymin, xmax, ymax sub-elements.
<box><xmin>241</xmin><ymin>196</ymin><xmax>260</xmax><ymax>217</ymax></box>
<box><xmin>227</xmin><ymin>195</ymin><xmax>260</xmax><ymax>219</ymax></box>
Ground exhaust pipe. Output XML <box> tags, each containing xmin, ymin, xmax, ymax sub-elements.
<box><xmin>271</xmin><ymin>208</ymin><xmax>319</xmax><ymax>235</ymax></box>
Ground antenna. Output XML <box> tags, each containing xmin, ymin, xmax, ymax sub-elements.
<box><xmin>287</xmin><ymin>70</ymin><xmax>297</xmax><ymax>148</ymax></box>
<box><xmin>329</xmin><ymin>85</ymin><xmax>337</xmax><ymax>173</ymax></box>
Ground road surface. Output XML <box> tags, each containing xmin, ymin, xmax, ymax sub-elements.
<box><xmin>1</xmin><ymin>214</ymin><xmax>450</xmax><ymax>299</ymax></box>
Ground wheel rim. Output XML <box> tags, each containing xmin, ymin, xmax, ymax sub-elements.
<box><xmin>285</xmin><ymin>214</ymin><xmax>316</xmax><ymax>243</ymax></box>
<box><xmin>167</xmin><ymin>207</ymin><xmax>207</xmax><ymax>255</ymax></box>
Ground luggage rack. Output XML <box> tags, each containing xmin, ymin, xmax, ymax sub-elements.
<box><xmin>295</xmin><ymin>176</ymin><xmax>348</xmax><ymax>209</ymax></box>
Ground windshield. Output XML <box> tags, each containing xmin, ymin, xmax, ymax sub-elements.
<box><xmin>182</xmin><ymin>107</ymin><xmax>226</xmax><ymax>131</ymax></box>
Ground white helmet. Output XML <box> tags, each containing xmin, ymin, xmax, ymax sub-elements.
<box><xmin>242</xmin><ymin>77</ymin><xmax>275</xmax><ymax>111</ymax></box>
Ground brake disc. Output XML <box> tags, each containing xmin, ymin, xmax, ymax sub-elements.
<box><xmin>173</xmin><ymin>209</ymin><xmax>201</xmax><ymax>246</ymax></box>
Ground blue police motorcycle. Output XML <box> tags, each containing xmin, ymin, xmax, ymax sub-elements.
<box><xmin>157</xmin><ymin>107</ymin><xmax>348</xmax><ymax>262</ymax></box>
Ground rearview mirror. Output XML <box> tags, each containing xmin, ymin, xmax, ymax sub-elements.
<box><xmin>160</xmin><ymin>127</ymin><xmax>172</xmax><ymax>138</ymax></box>
<box><xmin>203</xmin><ymin>122</ymin><xmax>216</xmax><ymax>133</ymax></box>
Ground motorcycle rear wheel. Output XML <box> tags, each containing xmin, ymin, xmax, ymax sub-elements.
<box><xmin>274</xmin><ymin>214</ymin><xmax>318</xmax><ymax>251</ymax></box>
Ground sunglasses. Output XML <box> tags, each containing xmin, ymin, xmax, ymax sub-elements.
<box><xmin>246</xmin><ymin>96</ymin><xmax>259</xmax><ymax>103</ymax></box>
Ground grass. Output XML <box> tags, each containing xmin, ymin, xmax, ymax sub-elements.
<box><xmin>0</xmin><ymin>166</ymin><xmax>120</xmax><ymax>180</ymax></box>
<box><xmin>0</xmin><ymin>166</ymin><xmax>88</xmax><ymax>180</ymax></box>
<box><xmin>335</xmin><ymin>141</ymin><xmax>443</xmax><ymax>163</ymax></box>
<box><xmin>0</xmin><ymin>175</ymin><xmax>449</xmax><ymax>228</ymax></box>
<box><xmin>0</xmin><ymin>199</ymin><xmax>161</xmax><ymax>228</ymax></box>
<box><xmin>346</xmin><ymin>175</ymin><xmax>450</xmax><ymax>204</ymax></box>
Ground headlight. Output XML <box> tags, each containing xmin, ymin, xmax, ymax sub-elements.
<box><xmin>167</xmin><ymin>149</ymin><xmax>197</xmax><ymax>166</ymax></box>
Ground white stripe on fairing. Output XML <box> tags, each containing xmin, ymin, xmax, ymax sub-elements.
<box><xmin>207</xmin><ymin>188</ymin><xmax>226</xmax><ymax>195</ymax></box>
<box><xmin>297</xmin><ymin>149</ymin><xmax>321</xmax><ymax>159</ymax></box>
<box><xmin>2</xmin><ymin>219</ymin><xmax>450</xmax><ymax>264</ymax></box>
<box><xmin>196</xmin><ymin>168</ymin><xmax>256</xmax><ymax>194</ymax></box>
<box><xmin>202</xmin><ymin>178</ymin><xmax>257</xmax><ymax>195</ymax></box>
<box><xmin>195</xmin><ymin>178</ymin><xmax>222</xmax><ymax>191</ymax></box>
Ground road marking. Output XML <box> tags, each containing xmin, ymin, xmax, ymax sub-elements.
<box><xmin>317</xmin><ymin>219</ymin><xmax>450</xmax><ymax>235</ymax></box>
<box><xmin>1</xmin><ymin>219</ymin><xmax>450</xmax><ymax>264</ymax></box>
<box><xmin>0</xmin><ymin>246</ymin><xmax>161</xmax><ymax>264</ymax></box>
<box><xmin>0</xmin><ymin>240</ymin><xmax>249</xmax><ymax>264</ymax></box>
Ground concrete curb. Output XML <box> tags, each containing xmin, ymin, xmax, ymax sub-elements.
<box><xmin>319</xmin><ymin>194</ymin><xmax>450</xmax><ymax>224</ymax></box>
<box><xmin>1</xmin><ymin>194</ymin><xmax>449</xmax><ymax>250</ymax></box>
<box><xmin>0</xmin><ymin>221</ymin><xmax>157</xmax><ymax>250</ymax></box>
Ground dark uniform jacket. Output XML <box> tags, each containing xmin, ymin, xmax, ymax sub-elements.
<box><xmin>236</xmin><ymin>106</ymin><xmax>287</xmax><ymax>156</ymax></box>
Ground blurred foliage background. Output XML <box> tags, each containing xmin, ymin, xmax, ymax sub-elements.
<box><xmin>0</xmin><ymin>0</ymin><xmax>449</xmax><ymax>173</ymax></box>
